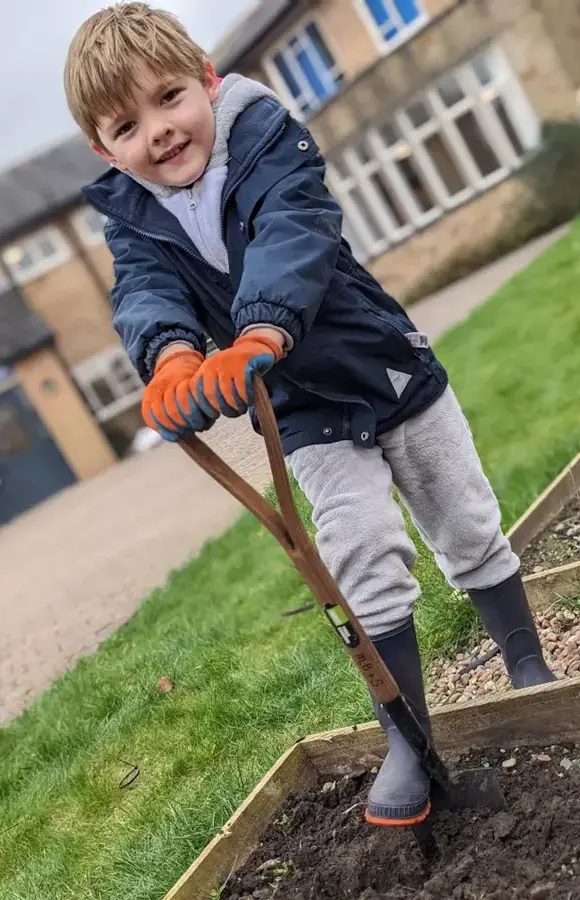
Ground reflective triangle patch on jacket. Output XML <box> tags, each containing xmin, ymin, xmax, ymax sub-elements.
<box><xmin>386</xmin><ymin>368</ymin><xmax>412</xmax><ymax>398</ymax></box>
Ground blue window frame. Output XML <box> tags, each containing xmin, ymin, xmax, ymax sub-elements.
<box><xmin>269</xmin><ymin>21</ymin><xmax>343</xmax><ymax>118</ymax></box>
<box><xmin>362</xmin><ymin>0</ymin><xmax>425</xmax><ymax>45</ymax></box>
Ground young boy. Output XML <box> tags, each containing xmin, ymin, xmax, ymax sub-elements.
<box><xmin>66</xmin><ymin>2</ymin><xmax>554</xmax><ymax>827</ymax></box>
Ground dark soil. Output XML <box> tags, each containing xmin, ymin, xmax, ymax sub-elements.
<box><xmin>521</xmin><ymin>495</ymin><xmax>580</xmax><ymax>576</ymax></box>
<box><xmin>221</xmin><ymin>745</ymin><xmax>580</xmax><ymax>900</ymax></box>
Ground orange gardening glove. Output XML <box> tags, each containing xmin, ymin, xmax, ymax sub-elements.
<box><xmin>193</xmin><ymin>333</ymin><xmax>283</xmax><ymax>419</ymax></box>
<box><xmin>141</xmin><ymin>348</ymin><xmax>208</xmax><ymax>441</ymax></box>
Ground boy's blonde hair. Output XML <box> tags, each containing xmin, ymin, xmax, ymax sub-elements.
<box><xmin>64</xmin><ymin>2</ymin><xmax>207</xmax><ymax>147</ymax></box>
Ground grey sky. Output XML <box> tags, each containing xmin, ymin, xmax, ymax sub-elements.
<box><xmin>0</xmin><ymin>0</ymin><xmax>253</xmax><ymax>171</ymax></box>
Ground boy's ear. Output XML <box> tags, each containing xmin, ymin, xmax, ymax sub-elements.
<box><xmin>204</xmin><ymin>59</ymin><xmax>221</xmax><ymax>102</ymax></box>
<box><xmin>91</xmin><ymin>142</ymin><xmax>121</xmax><ymax>167</ymax></box>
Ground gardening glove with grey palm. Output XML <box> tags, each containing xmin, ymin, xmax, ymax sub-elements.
<box><xmin>365</xmin><ymin>617</ymin><xmax>431</xmax><ymax>826</ymax></box>
<box><xmin>141</xmin><ymin>347</ymin><xmax>213</xmax><ymax>441</ymax></box>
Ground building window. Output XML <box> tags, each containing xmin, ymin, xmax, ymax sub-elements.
<box><xmin>359</xmin><ymin>0</ymin><xmax>427</xmax><ymax>50</ymax></box>
<box><xmin>327</xmin><ymin>46</ymin><xmax>539</xmax><ymax>262</ymax></box>
<box><xmin>72</xmin><ymin>206</ymin><xmax>107</xmax><ymax>246</ymax></box>
<box><xmin>264</xmin><ymin>20</ymin><xmax>343</xmax><ymax>119</ymax></box>
<box><xmin>73</xmin><ymin>347</ymin><xmax>143</xmax><ymax>423</ymax></box>
<box><xmin>2</xmin><ymin>228</ymin><xmax>71</xmax><ymax>284</ymax></box>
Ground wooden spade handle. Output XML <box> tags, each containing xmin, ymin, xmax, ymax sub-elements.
<box><xmin>179</xmin><ymin>377</ymin><xmax>402</xmax><ymax>706</ymax></box>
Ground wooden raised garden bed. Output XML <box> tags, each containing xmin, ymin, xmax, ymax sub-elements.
<box><xmin>167</xmin><ymin>678</ymin><xmax>580</xmax><ymax>899</ymax></box>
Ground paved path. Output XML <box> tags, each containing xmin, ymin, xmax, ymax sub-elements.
<box><xmin>0</xmin><ymin>225</ymin><xmax>569</xmax><ymax>723</ymax></box>
<box><xmin>0</xmin><ymin>419</ymin><xmax>268</xmax><ymax>723</ymax></box>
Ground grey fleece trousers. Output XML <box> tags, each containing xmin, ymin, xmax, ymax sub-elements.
<box><xmin>287</xmin><ymin>387</ymin><xmax>519</xmax><ymax>638</ymax></box>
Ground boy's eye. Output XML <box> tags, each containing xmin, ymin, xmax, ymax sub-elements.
<box><xmin>162</xmin><ymin>88</ymin><xmax>183</xmax><ymax>104</ymax></box>
<box><xmin>115</xmin><ymin>121</ymin><xmax>134</xmax><ymax>139</ymax></box>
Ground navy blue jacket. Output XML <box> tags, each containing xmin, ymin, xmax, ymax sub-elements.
<box><xmin>83</xmin><ymin>96</ymin><xmax>448</xmax><ymax>455</ymax></box>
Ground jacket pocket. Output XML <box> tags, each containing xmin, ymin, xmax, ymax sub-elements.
<box><xmin>357</xmin><ymin>298</ymin><xmax>422</xmax><ymax>362</ymax></box>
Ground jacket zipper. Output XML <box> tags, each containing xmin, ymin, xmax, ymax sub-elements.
<box><xmin>103</xmin><ymin>211</ymin><xmax>225</xmax><ymax>277</ymax></box>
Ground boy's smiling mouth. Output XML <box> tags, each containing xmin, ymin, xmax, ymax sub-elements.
<box><xmin>156</xmin><ymin>141</ymin><xmax>191</xmax><ymax>164</ymax></box>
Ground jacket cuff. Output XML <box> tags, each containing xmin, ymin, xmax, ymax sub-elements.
<box><xmin>144</xmin><ymin>329</ymin><xmax>205</xmax><ymax>376</ymax></box>
<box><xmin>240</xmin><ymin>323</ymin><xmax>294</xmax><ymax>351</ymax></box>
<box><xmin>234</xmin><ymin>301</ymin><xmax>303</xmax><ymax>345</ymax></box>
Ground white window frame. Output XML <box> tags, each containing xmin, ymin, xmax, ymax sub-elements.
<box><xmin>71</xmin><ymin>206</ymin><xmax>107</xmax><ymax>247</ymax></box>
<box><xmin>355</xmin><ymin>0</ymin><xmax>429</xmax><ymax>56</ymax></box>
<box><xmin>73</xmin><ymin>347</ymin><xmax>143</xmax><ymax>423</ymax></box>
<box><xmin>2</xmin><ymin>227</ymin><xmax>71</xmax><ymax>284</ymax></box>
<box><xmin>327</xmin><ymin>45</ymin><xmax>540</xmax><ymax>264</ymax></box>
<box><xmin>263</xmin><ymin>16</ymin><xmax>344</xmax><ymax>121</ymax></box>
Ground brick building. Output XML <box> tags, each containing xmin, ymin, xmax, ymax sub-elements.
<box><xmin>214</xmin><ymin>0</ymin><xmax>580</xmax><ymax>299</ymax></box>
<box><xmin>2</xmin><ymin>0</ymin><xmax>580</xmax><ymax>520</ymax></box>
<box><xmin>0</xmin><ymin>139</ymin><xmax>132</xmax><ymax>521</ymax></box>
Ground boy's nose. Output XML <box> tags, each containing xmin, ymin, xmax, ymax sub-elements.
<box><xmin>151</xmin><ymin>123</ymin><xmax>174</xmax><ymax>145</ymax></box>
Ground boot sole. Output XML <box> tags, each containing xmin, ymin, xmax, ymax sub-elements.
<box><xmin>364</xmin><ymin>800</ymin><xmax>431</xmax><ymax>827</ymax></box>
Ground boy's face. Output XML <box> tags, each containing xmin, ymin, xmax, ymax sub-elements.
<box><xmin>95</xmin><ymin>60</ymin><xmax>220</xmax><ymax>187</ymax></box>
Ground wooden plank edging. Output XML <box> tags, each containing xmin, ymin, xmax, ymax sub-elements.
<box><xmin>507</xmin><ymin>450</ymin><xmax>580</xmax><ymax>556</ymax></box>
<box><xmin>164</xmin><ymin>741</ymin><xmax>317</xmax><ymax>900</ymax></box>
<box><xmin>523</xmin><ymin>560</ymin><xmax>580</xmax><ymax>610</ymax></box>
<box><xmin>300</xmin><ymin>677</ymin><xmax>580</xmax><ymax>772</ymax></box>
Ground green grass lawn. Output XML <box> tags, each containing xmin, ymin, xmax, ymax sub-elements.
<box><xmin>3</xmin><ymin>223</ymin><xmax>580</xmax><ymax>900</ymax></box>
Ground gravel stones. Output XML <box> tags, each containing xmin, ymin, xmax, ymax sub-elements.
<box><xmin>426</xmin><ymin>607</ymin><xmax>580</xmax><ymax>708</ymax></box>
